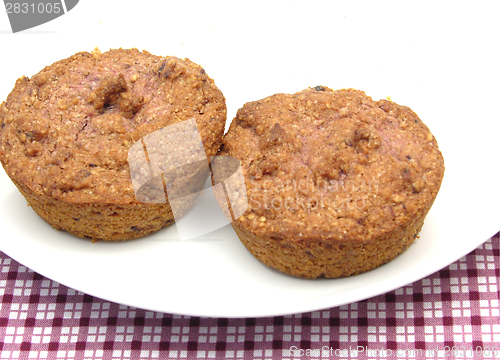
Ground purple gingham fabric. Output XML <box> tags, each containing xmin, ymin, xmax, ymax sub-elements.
<box><xmin>1</xmin><ymin>232</ymin><xmax>499</xmax><ymax>360</ymax></box>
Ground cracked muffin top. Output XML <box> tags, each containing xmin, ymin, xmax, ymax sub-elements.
<box><xmin>220</xmin><ymin>87</ymin><xmax>444</xmax><ymax>242</ymax></box>
<box><xmin>0</xmin><ymin>48</ymin><xmax>226</xmax><ymax>204</ymax></box>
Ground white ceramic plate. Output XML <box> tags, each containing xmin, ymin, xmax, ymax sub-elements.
<box><xmin>0</xmin><ymin>163</ymin><xmax>498</xmax><ymax>318</ymax></box>
<box><xmin>1</xmin><ymin>1</ymin><xmax>499</xmax><ymax>318</ymax></box>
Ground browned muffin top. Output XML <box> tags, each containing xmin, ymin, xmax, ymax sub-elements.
<box><xmin>221</xmin><ymin>87</ymin><xmax>444</xmax><ymax>242</ymax></box>
<box><xmin>0</xmin><ymin>48</ymin><xmax>226</xmax><ymax>204</ymax></box>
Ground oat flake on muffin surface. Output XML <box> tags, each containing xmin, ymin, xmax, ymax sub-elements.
<box><xmin>0</xmin><ymin>48</ymin><xmax>226</xmax><ymax>241</ymax></box>
<box><xmin>221</xmin><ymin>86</ymin><xmax>444</xmax><ymax>278</ymax></box>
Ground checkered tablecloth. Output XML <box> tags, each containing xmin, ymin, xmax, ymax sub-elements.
<box><xmin>0</xmin><ymin>232</ymin><xmax>498</xmax><ymax>360</ymax></box>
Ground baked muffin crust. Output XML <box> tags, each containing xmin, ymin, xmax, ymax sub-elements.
<box><xmin>221</xmin><ymin>87</ymin><xmax>444</xmax><ymax>278</ymax></box>
<box><xmin>0</xmin><ymin>48</ymin><xmax>226</xmax><ymax>241</ymax></box>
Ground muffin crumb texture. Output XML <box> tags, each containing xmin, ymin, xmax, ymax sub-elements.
<box><xmin>0</xmin><ymin>48</ymin><xmax>226</xmax><ymax>241</ymax></box>
<box><xmin>221</xmin><ymin>87</ymin><xmax>444</xmax><ymax>278</ymax></box>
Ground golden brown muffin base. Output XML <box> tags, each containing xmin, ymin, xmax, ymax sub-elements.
<box><xmin>232</xmin><ymin>199</ymin><xmax>432</xmax><ymax>279</ymax></box>
<box><xmin>11</xmin><ymin>177</ymin><xmax>196</xmax><ymax>241</ymax></box>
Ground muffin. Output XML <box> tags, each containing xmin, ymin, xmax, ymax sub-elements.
<box><xmin>220</xmin><ymin>87</ymin><xmax>444</xmax><ymax>278</ymax></box>
<box><xmin>0</xmin><ymin>48</ymin><xmax>226</xmax><ymax>241</ymax></box>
